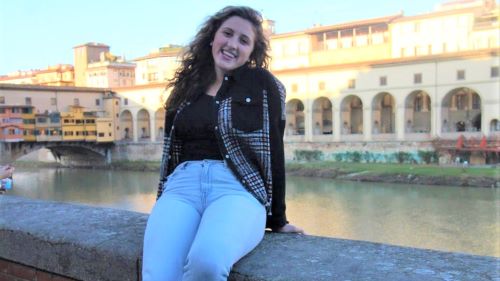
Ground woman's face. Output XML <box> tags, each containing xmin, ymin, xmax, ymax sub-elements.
<box><xmin>211</xmin><ymin>16</ymin><xmax>256</xmax><ymax>77</ymax></box>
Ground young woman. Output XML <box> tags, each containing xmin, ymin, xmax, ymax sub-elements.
<box><xmin>142</xmin><ymin>6</ymin><xmax>304</xmax><ymax>281</ymax></box>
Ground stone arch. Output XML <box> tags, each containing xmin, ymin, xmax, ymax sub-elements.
<box><xmin>405</xmin><ymin>90</ymin><xmax>431</xmax><ymax>133</ymax></box>
<box><xmin>312</xmin><ymin>97</ymin><xmax>333</xmax><ymax>135</ymax></box>
<box><xmin>490</xmin><ymin>119</ymin><xmax>500</xmax><ymax>132</ymax></box>
<box><xmin>119</xmin><ymin>110</ymin><xmax>133</xmax><ymax>140</ymax></box>
<box><xmin>372</xmin><ymin>92</ymin><xmax>395</xmax><ymax>134</ymax></box>
<box><xmin>155</xmin><ymin>108</ymin><xmax>165</xmax><ymax>141</ymax></box>
<box><xmin>340</xmin><ymin>95</ymin><xmax>363</xmax><ymax>134</ymax></box>
<box><xmin>285</xmin><ymin>99</ymin><xmax>305</xmax><ymax>135</ymax></box>
<box><xmin>441</xmin><ymin>87</ymin><xmax>481</xmax><ymax>132</ymax></box>
<box><xmin>137</xmin><ymin>109</ymin><xmax>151</xmax><ymax>139</ymax></box>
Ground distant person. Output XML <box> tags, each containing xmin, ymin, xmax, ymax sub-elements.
<box><xmin>442</xmin><ymin>119</ymin><xmax>449</xmax><ymax>133</ymax></box>
<box><xmin>0</xmin><ymin>164</ymin><xmax>14</xmax><ymax>180</ymax></box>
<box><xmin>372</xmin><ymin>120</ymin><xmax>380</xmax><ymax>134</ymax></box>
<box><xmin>342</xmin><ymin>121</ymin><xmax>350</xmax><ymax>134</ymax></box>
<box><xmin>142</xmin><ymin>6</ymin><xmax>304</xmax><ymax>281</ymax></box>
<box><xmin>405</xmin><ymin>119</ymin><xmax>413</xmax><ymax>133</ymax></box>
<box><xmin>286</xmin><ymin>122</ymin><xmax>296</xmax><ymax>135</ymax></box>
<box><xmin>314</xmin><ymin>121</ymin><xmax>321</xmax><ymax>135</ymax></box>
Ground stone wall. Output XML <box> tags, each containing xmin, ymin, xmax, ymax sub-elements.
<box><xmin>284</xmin><ymin>140</ymin><xmax>435</xmax><ymax>162</ymax></box>
<box><xmin>0</xmin><ymin>196</ymin><xmax>497</xmax><ymax>281</ymax></box>
<box><xmin>109</xmin><ymin>141</ymin><xmax>437</xmax><ymax>163</ymax></box>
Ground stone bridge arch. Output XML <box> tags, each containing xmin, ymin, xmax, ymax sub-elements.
<box><xmin>0</xmin><ymin>141</ymin><xmax>113</xmax><ymax>167</ymax></box>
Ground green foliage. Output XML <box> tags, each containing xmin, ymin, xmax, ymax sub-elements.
<box><xmin>334</xmin><ymin>153</ymin><xmax>343</xmax><ymax>162</ymax></box>
<box><xmin>394</xmin><ymin>151</ymin><xmax>413</xmax><ymax>164</ymax></box>
<box><xmin>351</xmin><ymin>151</ymin><xmax>362</xmax><ymax>163</ymax></box>
<box><xmin>418</xmin><ymin>150</ymin><xmax>439</xmax><ymax>164</ymax></box>
<box><xmin>294</xmin><ymin>150</ymin><xmax>323</xmax><ymax>161</ymax></box>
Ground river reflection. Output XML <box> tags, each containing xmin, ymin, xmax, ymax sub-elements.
<box><xmin>6</xmin><ymin>167</ymin><xmax>500</xmax><ymax>257</ymax></box>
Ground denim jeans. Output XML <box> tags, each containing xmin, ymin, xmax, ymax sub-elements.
<box><xmin>142</xmin><ymin>160</ymin><xmax>266</xmax><ymax>281</ymax></box>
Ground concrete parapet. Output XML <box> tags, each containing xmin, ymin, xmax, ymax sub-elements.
<box><xmin>0</xmin><ymin>196</ymin><xmax>498</xmax><ymax>281</ymax></box>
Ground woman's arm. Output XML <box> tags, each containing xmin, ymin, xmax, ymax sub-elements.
<box><xmin>265</xmin><ymin>72</ymin><xmax>305</xmax><ymax>234</ymax></box>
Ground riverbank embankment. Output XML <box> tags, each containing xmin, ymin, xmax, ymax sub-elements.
<box><xmin>13</xmin><ymin>160</ymin><xmax>499</xmax><ymax>188</ymax></box>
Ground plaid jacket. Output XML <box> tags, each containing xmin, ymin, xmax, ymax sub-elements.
<box><xmin>157</xmin><ymin>65</ymin><xmax>288</xmax><ymax>229</ymax></box>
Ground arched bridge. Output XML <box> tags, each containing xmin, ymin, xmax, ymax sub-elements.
<box><xmin>0</xmin><ymin>141</ymin><xmax>114</xmax><ymax>167</ymax></box>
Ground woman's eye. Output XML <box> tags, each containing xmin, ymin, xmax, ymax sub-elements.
<box><xmin>223</xmin><ymin>31</ymin><xmax>232</xmax><ymax>37</ymax></box>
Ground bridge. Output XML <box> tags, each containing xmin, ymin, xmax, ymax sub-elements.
<box><xmin>0</xmin><ymin>141</ymin><xmax>114</xmax><ymax>166</ymax></box>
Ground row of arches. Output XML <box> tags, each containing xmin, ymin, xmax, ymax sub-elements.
<box><xmin>119</xmin><ymin>108</ymin><xmax>165</xmax><ymax>142</ymax></box>
<box><xmin>286</xmin><ymin>87</ymin><xmax>493</xmax><ymax>136</ymax></box>
<box><xmin>116</xmin><ymin>87</ymin><xmax>498</xmax><ymax>142</ymax></box>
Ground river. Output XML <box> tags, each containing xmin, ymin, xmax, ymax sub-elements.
<box><xmin>5</xmin><ymin>167</ymin><xmax>499</xmax><ymax>257</ymax></box>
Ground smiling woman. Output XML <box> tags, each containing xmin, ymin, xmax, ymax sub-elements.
<box><xmin>141</xmin><ymin>6</ymin><xmax>303</xmax><ymax>281</ymax></box>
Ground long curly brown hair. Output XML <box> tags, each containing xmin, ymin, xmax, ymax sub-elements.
<box><xmin>164</xmin><ymin>6</ymin><xmax>270</xmax><ymax>110</ymax></box>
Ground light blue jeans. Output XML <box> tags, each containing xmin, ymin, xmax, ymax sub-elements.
<box><xmin>142</xmin><ymin>160</ymin><xmax>266</xmax><ymax>281</ymax></box>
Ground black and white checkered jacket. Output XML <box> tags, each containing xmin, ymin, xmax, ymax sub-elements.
<box><xmin>157</xmin><ymin>65</ymin><xmax>288</xmax><ymax>229</ymax></box>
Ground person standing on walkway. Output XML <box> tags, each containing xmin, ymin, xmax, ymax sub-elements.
<box><xmin>0</xmin><ymin>165</ymin><xmax>14</xmax><ymax>180</ymax></box>
<box><xmin>142</xmin><ymin>6</ymin><xmax>304</xmax><ymax>281</ymax></box>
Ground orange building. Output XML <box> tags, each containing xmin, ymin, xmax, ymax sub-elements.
<box><xmin>0</xmin><ymin>105</ymin><xmax>34</xmax><ymax>142</ymax></box>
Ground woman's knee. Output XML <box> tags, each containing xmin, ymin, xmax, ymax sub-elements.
<box><xmin>183</xmin><ymin>254</ymin><xmax>229</xmax><ymax>281</ymax></box>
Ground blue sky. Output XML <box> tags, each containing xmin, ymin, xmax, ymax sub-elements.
<box><xmin>0</xmin><ymin>0</ymin><xmax>444</xmax><ymax>75</ymax></box>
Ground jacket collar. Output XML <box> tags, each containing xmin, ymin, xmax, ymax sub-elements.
<box><xmin>225</xmin><ymin>63</ymin><xmax>251</xmax><ymax>82</ymax></box>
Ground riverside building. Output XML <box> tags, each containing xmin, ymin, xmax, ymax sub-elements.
<box><xmin>0</xmin><ymin>0</ymin><xmax>498</xmax><ymax>163</ymax></box>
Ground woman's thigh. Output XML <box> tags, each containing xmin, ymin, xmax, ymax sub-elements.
<box><xmin>182</xmin><ymin>191</ymin><xmax>266</xmax><ymax>280</ymax></box>
<box><xmin>142</xmin><ymin>184</ymin><xmax>202</xmax><ymax>280</ymax></box>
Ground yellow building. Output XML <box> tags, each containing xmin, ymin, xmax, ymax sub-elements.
<box><xmin>60</xmin><ymin>106</ymin><xmax>86</xmax><ymax>141</ymax></box>
<box><xmin>0</xmin><ymin>65</ymin><xmax>74</xmax><ymax>86</ymax></box>
<box><xmin>35</xmin><ymin>65</ymin><xmax>74</xmax><ymax>86</ymax></box>
<box><xmin>133</xmin><ymin>45</ymin><xmax>182</xmax><ymax>85</ymax></box>
<box><xmin>21</xmin><ymin>106</ymin><xmax>36</xmax><ymax>142</ymax></box>
<box><xmin>271</xmin><ymin>14</ymin><xmax>399</xmax><ymax>71</ymax></box>
<box><xmin>270</xmin><ymin>0</ymin><xmax>499</xmax><ymax>147</ymax></box>
<box><xmin>73</xmin><ymin>43</ymin><xmax>110</xmax><ymax>87</ymax></box>
<box><xmin>35</xmin><ymin>112</ymin><xmax>62</xmax><ymax>142</ymax></box>
<box><xmin>96</xmin><ymin>118</ymin><xmax>115</xmax><ymax>142</ymax></box>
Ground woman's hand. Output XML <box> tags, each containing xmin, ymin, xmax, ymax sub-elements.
<box><xmin>273</xmin><ymin>223</ymin><xmax>306</xmax><ymax>234</ymax></box>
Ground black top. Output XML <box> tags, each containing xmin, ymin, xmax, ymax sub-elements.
<box><xmin>175</xmin><ymin>94</ymin><xmax>222</xmax><ymax>162</ymax></box>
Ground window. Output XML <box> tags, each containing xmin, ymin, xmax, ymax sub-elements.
<box><xmin>379</xmin><ymin>76</ymin><xmax>387</xmax><ymax>86</ymax></box>
<box><xmin>291</xmin><ymin>84</ymin><xmax>298</xmax><ymax>93</ymax></box>
<box><xmin>457</xmin><ymin>70</ymin><xmax>465</xmax><ymax>80</ymax></box>
<box><xmin>74</xmin><ymin>98</ymin><xmax>80</xmax><ymax>105</ymax></box>
<box><xmin>0</xmin><ymin>96</ymin><xmax>4</xmax><ymax>104</ymax></box>
<box><xmin>95</xmin><ymin>99</ymin><xmax>100</xmax><ymax>106</ymax></box>
<box><xmin>124</xmin><ymin>98</ymin><xmax>129</xmax><ymax>105</ymax></box>
<box><xmin>414</xmin><ymin>95</ymin><xmax>423</xmax><ymax>112</ymax></box>
<box><xmin>348</xmin><ymin>79</ymin><xmax>356</xmax><ymax>89</ymax></box>
<box><xmin>318</xmin><ymin>81</ymin><xmax>325</xmax><ymax>91</ymax></box>
<box><xmin>456</xmin><ymin>94</ymin><xmax>466</xmax><ymax>110</ymax></box>
<box><xmin>51</xmin><ymin>98</ymin><xmax>57</xmax><ymax>106</ymax></box>
<box><xmin>99</xmin><ymin>132</ymin><xmax>105</xmax><ymax>137</ymax></box>
<box><xmin>472</xmin><ymin>94</ymin><xmax>480</xmax><ymax>110</ymax></box>
<box><xmin>24</xmin><ymin>97</ymin><xmax>31</xmax><ymax>106</ymax></box>
<box><xmin>491</xmin><ymin>66</ymin><xmax>499</xmax><ymax>78</ymax></box>
<box><xmin>414</xmin><ymin>22</ymin><xmax>420</xmax><ymax>33</ymax></box>
<box><xmin>414</xmin><ymin>73</ymin><xmax>422</xmax><ymax>84</ymax></box>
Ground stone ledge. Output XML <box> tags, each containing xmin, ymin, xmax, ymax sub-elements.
<box><xmin>0</xmin><ymin>195</ymin><xmax>498</xmax><ymax>281</ymax></box>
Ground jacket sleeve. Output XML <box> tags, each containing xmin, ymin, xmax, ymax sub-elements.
<box><xmin>265</xmin><ymin>71</ymin><xmax>289</xmax><ymax>229</ymax></box>
<box><xmin>157</xmin><ymin>108</ymin><xmax>175</xmax><ymax>200</ymax></box>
